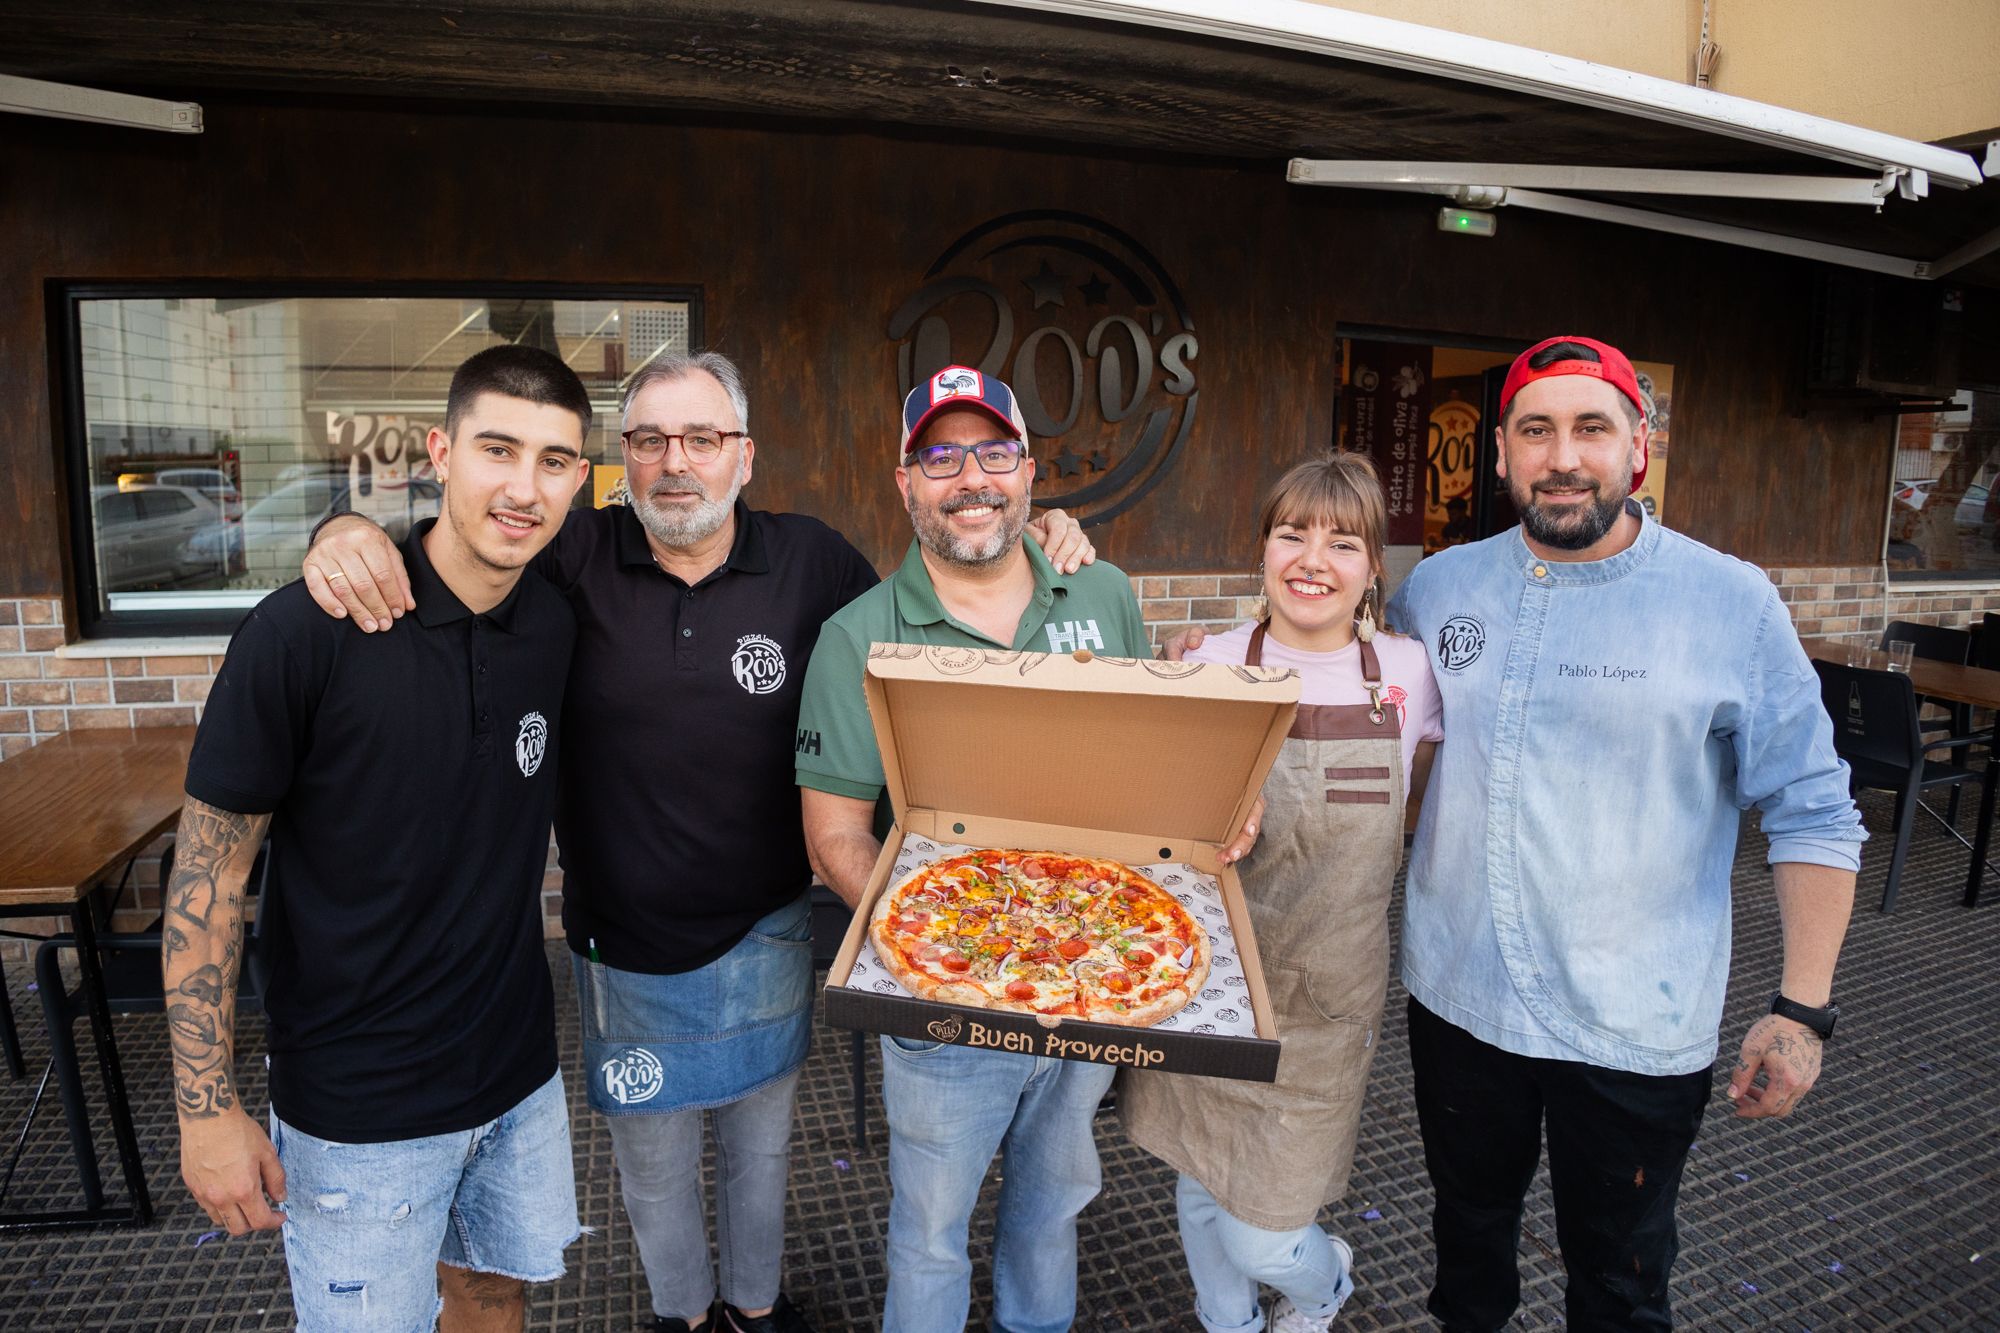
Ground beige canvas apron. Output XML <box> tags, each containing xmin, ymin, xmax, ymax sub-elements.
<box><xmin>1120</xmin><ymin>623</ymin><xmax>1406</xmax><ymax>1231</ymax></box>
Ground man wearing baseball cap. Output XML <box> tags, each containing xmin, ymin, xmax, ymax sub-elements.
<box><xmin>794</xmin><ymin>365</ymin><xmax>1152</xmax><ymax>1333</ymax></box>
<box><xmin>1385</xmin><ymin>336</ymin><xmax>1863</xmax><ymax>1330</ymax></box>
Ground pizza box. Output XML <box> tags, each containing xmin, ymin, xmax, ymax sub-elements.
<box><xmin>822</xmin><ymin>643</ymin><xmax>1300</xmax><ymax>1082</ymax></box>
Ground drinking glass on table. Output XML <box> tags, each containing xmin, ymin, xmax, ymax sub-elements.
<box><xmin>1886</xmin><ymin>639</ymin><xmax>1915</xmax><ymax>673</ymax></box>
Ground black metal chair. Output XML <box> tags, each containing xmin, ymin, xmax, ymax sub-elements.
<box><xmin>808</xmin><ymin>884</ymin><xmax>870</xmax><ymax>1150</ymax></box>
<box><xmin>1880</xmin><ymin>620</ymin><xmax>1978</xmax><ymax>817</ymax></box>
<box><xmin>1817</xmin><ymin>661</ymin><xmax>1986</xmax><ymax>911</ymax></box>
<box><xmin>1879</xmin><ymin>619</ymin><xmax>1972</xmax><ymax>666</ymax></box>
<box><xmin>1978</xmin><ymin>613</ymin><xmax>2000</xmax><ymax>672</ymax></box>
<box><xmin>31</xmin><ymin>841</ymin><xmax>272</xmax><ymax>1209</ymax></box>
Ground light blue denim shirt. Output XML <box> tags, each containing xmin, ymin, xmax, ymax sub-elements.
<box><xmin>1386</xmin><ymin>504</ymin><xmax>1865</xmax><ymax>1076</ymax></box>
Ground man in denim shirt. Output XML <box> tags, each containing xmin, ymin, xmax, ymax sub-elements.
<box><xmin>1387</xmin><ymin>336</ymin><xmax>1863</xmax><ymax>1332</ymax></box>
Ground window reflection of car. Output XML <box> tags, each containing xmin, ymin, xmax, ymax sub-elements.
<box><xmin>1885</xmin><ymin>476</ymin><xmax>2000</xmax><ymax>569</ymax></box>
<box><xmin>1954</xmin><ymin>482</ymin><xmax>2000</xmax><ymax>548</ymax></box>
<box><xmin>1893</xmin><ymin>478</ymin><xmax>1935</xmax><ymax>511</ymax></box>
<box><xmin>94</xmin><ymin>484</ymin><xmax>223</xmax><ymax>591</ymax></box>
<box><xmin>155</xmin><ymin>467</ymin><xmax>244</xmax><ymax>521</ymax></box>
<box><xmin>185</xmin><ymin>472</ymin><xmax>441</xmax><ymax>571</ymax></box>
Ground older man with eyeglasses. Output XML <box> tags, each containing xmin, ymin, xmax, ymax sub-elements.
<box><xmin>300</xmin><ymin>351</ymin><xmax>1095</xmax><ymax>1333</ymax></box>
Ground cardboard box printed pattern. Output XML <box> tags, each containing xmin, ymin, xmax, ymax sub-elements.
<box><xmin>840</xmin><ymin>833</ymin><xmax>1259</xmax><ymax>1040</ymax></box>
<box><xmin>821</xmin><ymin>644</ymin><xmax>1301</xmax><ymax>1082</ymax></box>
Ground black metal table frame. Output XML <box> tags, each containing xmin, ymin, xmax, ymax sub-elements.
<box><xmin>0</xmin><ymin>885</ymin><xmax>154</xmax><ymax>1231</ymax></box>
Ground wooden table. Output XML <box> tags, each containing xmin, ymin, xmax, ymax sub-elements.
<box><xmin>1802</xmin><ymin>638</ymin><xmax>2000</xmax><ymax>906</ymax></box>
<box><xmin>0</xmin><ymin>726</ymin><xmax>194</xmax><ymax>1230</ymax></box>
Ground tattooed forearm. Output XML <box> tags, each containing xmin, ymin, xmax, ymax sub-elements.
<box><xmin>161</xmin><ymin>799</ymin><xmax>269</xmax><ymax>1122</ymax></box>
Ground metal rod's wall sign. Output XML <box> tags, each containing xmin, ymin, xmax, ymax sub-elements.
<box><xmin>889</xmin><ymin>211</ymin><xmax>1198</xmax><ymax>528</ymax></box>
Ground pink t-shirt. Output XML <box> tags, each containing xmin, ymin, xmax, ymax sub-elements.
<box><xmin>1187</xmin><ymin>622</ymin><xmax>1444</xmax><ymax>778</ymax></box>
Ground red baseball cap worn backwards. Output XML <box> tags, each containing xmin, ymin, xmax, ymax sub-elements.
<box><xmin>1500</xmin><ymin>335</ymin><xmax>1650</xmax><ymax>489</ymax></box>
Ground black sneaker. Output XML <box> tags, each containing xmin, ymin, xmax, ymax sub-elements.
<box><xmin>650</xmin><ymin>1309</ymin><xmax>717</xmax><ymax>1333</ymax></box>
<box><xmin>718</xmin><ymin>1294</ymin><xmax>816</xmax><ymax>1333</ymax></box>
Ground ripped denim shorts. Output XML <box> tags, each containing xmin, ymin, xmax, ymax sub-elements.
<box><xmin>270</xmin><ymin>1071</ymin><xmax>578</xmax><ymax>1332</ymax></box>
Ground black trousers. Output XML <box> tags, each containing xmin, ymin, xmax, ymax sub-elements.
<box><xmin>1407</xmin><ymin>998</ymin><xmax>1712</xmax><ymax>1333</ymax></box>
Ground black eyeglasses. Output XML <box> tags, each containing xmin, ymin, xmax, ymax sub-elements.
<box><xmin>906</xmin><ymin>439</ymin><xmax>1026</xmax><ymax>479</ymax></box>
<box><xmin>620</xmin><ymin>429</ymin><xmax>746</xmax><ymax>464</ymax></box>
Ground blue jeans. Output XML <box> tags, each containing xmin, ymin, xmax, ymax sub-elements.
<box><xmin>1176</xmin><ymin>1174</ymin><xmax>1353</xmax><ymax>1333</ymax></box>
<box><xmin>879</xmin><ymin>1036</ymin><xmax>1115</xmax><ymax>1333</ymax></box>
<box><xmin>609</xmin><ymin>1069</ymin><xmax>800</xmax><ymax>1321</ymax></box>
<box><xmin>272</xmin><ymin>1072</ymin><xmax>579</xmax><ymax>1332</ymax></box>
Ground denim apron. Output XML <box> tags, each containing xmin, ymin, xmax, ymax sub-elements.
<box><xmin>1121</xmin><ymin>625</ymin><xmax>1404</xmax><ymax>1230</ymax></box>
<box><xmin>574</xmin><ymin>893</ymin><xmax>813</xmax><ymax>1115</ymax></box>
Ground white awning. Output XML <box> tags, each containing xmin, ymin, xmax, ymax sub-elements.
<box><xmin>975</xmin><ymin>0</ymin><xmax>1983</xmax><ymax>188</ymax></box>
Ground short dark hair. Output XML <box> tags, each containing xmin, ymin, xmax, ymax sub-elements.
<box><xmin>1502</xmin><ymin>339</ymin><xmax>1640</xmax><ymax>429</ymax></box>
<box><xmin>444</xmin><ymin>345</ymin><xmax>593</xmax><ymax>439</ymax></box>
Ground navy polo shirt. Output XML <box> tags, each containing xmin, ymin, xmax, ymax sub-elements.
<box><xmin>541</xmin><ymin>501</ymin><xmax>878</xmax><ymax>973</ymax></box>
<box><xmin>186</xmin><ymin>519</ymin><xmax>572</xmax><ymax>1143</ymax></box>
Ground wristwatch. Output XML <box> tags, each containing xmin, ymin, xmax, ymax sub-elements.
<box><xmin>1770</xmin><ymin>992</ymin><xmax>1838</xmax><ymax>1040</ymax></box>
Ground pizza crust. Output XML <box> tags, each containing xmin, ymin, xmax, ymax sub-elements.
<box><xmin>1097</xmin><ymin>986</ymin><xmax>1192</xmax><ymax>1027</ymax></box>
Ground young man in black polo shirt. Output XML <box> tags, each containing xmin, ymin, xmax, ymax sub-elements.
<box><xmin>298</xmin><ymin>351</ymin><xmax>1093</xmax><ymax>1333</ymax></box>
<box><xmin>165</xmin><ymin>346</ymin><xmax>591</xmax><ymax>1333</ymax></box>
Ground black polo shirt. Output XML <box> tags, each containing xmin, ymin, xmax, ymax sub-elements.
<box><xmin>543</xmin><ymin>501</ymin><xmax>878</xmax><ymax>973</ymax></box>
<box><xmin>185</xmin><ymin>520</ymin><xmax>572</xmax><ymax>1144</ymax></box>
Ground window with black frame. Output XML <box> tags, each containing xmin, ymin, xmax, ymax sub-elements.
<box><xmin>63</xmin><ymin>287</ymin><xmax>698</xmax><ymax>634</ymax></box>
<box><xmin>1885</xmin><ymin>390</ymin><xmax>2000</xmax><ymax>579</ymax></box>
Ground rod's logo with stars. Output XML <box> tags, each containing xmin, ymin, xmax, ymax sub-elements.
<box><xmin>515</xmin><ymin>711</ymin><xmax>548</xmax><ymax>777</ymax></box>
<box><xmin>889</xmin><ymin>211</ymin><xmax>1199</xmax><ymax>528</ymax></box>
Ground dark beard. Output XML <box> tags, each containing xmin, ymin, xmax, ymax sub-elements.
<box><xmin>1517</xmin><ymin>479</ymin><xmax>1627</xmax><ymax>551</ymax></box>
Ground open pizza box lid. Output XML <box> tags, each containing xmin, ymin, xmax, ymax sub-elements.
<box><xmin>822</xmin><ymin>643</ymin><xmax>1300</xmax><ymax>1083</ymax></box>
<box><xmin>863</xmin><ymin>644</ymin><xmax>1300</xmax><ymax>848</ymax></box>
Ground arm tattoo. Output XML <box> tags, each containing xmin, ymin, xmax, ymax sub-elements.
<box><xmin>161</xmin><ymin>799</ymin><xmax>269</xmax><ymax>1121</ymax></box>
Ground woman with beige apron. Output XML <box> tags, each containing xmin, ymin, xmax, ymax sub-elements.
<box><xmin>1124</xmin><ymin>455</ymin><xmax>1441</xmax><ymax>1333</ymax></box>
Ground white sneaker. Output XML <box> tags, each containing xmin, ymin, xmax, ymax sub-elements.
<box><xmin>1268</xmin><ymin>1234</ymin><xmax>1355</xmax><ymax>1332</ymax></box>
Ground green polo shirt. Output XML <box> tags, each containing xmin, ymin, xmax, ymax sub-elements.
<box><xmin>795</xmin><ymin>538</ymin><xmax>1148</xmax><ymax>801</ymax></box>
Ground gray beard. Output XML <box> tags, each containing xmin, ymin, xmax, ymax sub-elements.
<box><xmin>909</xmin><ymin>487</ymin><xmax>1029</xmax><ymax>568</ymax></box>
<box><xmin>636</xmin><ymin>474</ymin><xmax>740</xmax><ymax>548</ymax></box>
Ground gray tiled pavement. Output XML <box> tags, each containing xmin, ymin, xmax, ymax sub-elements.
<box><xmin>1</xmin><ymin>788</ymin><xmax>1997</xmax><ymax>1330</ymax></box>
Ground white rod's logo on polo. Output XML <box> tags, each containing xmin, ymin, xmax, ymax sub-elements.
<box><xmin>730</xmin><ymin>634</ymin><xmax>787</xmax><ymax>695</ymax></box>
<box><xmin>600</xmin><ymin>1047</ymin><xmax>665</xmax><ymax>1105</ymax></box>
<box><xmin>515</xmin><ymin>711</ymin><xmax>548</xmax><ymax>777</ymax></box>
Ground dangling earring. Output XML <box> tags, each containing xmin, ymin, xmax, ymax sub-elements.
<box><xmin>1356</xmin><ymin>586</ymin><xmax>1378</xmax><ymax>643</ymax></box>
<box><xmin>1249</xmin><ymin>561</ymin><xmax>1269</xmax><ymax>624</ymax></box>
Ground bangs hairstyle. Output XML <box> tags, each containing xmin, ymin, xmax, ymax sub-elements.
<box><xmin>1258</xmin><ymin>453</ymin><xmax>1388</xmax><ymax>564</ymax></box>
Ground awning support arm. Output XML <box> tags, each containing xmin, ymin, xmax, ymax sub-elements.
<box><xmin>0</xmin><ymin>74</ymin><xmax>201</xmax><ymax>134</ymax></box>
<box><xmin>1287</xmin><ymin>159</ymin><xmax>1902</xmax><ymax>206</ymax></box>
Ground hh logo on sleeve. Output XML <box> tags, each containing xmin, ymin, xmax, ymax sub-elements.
<box><xmin>1045</xmin><ymin>620</ymin><xmax>1105</xmax><ymax>653</ymax></box>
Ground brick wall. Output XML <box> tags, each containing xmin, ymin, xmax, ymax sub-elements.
<box><xmin>1134</xmin><ymin>573</ymin><xmax>1264</xmax><ymax>647</ymax></box>
<box><xmin>1765</xmin><ymin>564</ymin><xmax>2000</xmax><ymax>641</ymax></box>
<box><xmin>7</xmin><ymin>563</ymin><xmax>1996</xmax><ymax>962</ymax></box>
